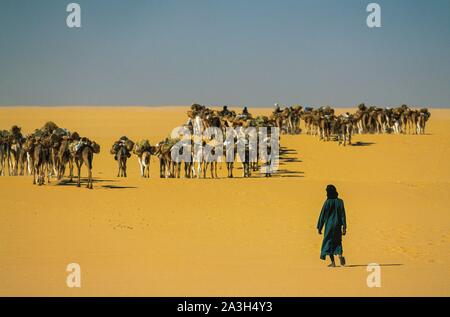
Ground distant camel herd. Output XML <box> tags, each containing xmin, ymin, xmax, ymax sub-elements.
<box><xmin>0</xmin><ymin>103</ymin><xmax>431</xmax><ymax>188</ymax></box>
<box><xmin>271</xmin><ymin>103</ymin><xmax>431</xmax><ymax>145</ymax></box>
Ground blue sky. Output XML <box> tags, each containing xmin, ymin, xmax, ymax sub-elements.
<box><xmin>0</xmin><ymin>0</ymin><xmax>449</xmax><ymax>107</ymax></box>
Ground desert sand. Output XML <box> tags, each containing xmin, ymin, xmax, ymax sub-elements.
<box><xmin>0</xmin><ymin>106</ymin><xmax>449</xmax><ymax>296</ymax></box>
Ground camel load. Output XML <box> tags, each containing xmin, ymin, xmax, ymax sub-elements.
<box><xmin>133</xmin><ymin>139</ymin><xmax>152</xmax><ymax>156</ymax></box>
<box><xmin>70</xmin><ymin>137</ymin><xmax>100</xmax><ymax>156</ymax></box>
<box><xmin>111</xmin><ymin>136</ymin><xmax>134</xmax><ymax>157</ymax></box>
<box><xmin>250</xmin><ymin>115</ymin><xmax>275</xmax><ymax>128</ymax></box>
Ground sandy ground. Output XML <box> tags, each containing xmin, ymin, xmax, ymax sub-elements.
<box><xmin>0</xmin><ymin>106</ymin><xmax>449</xmax><ymax>297</ymax></box>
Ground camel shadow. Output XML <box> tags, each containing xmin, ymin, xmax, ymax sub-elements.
<box><xmin>101</xmin><ymin>185</ymin><xmax>138</xmax><ymax>189</ymax></box>
<box><xmin>344</xmin><ymin>263</ymin><xmax>403</xmax><ymax>268</ymax></box>
<box><xmin>272</xmin><ymin>169</ymin><xmax>305</xmax><ymax>178</ymax></box>
<box><xmin>56</xmin><ymin>178</ymin><xmax>117</xmax><ymax>187</ymax></box>
<box><xmin>279</xmin><ymin>151</ymin><xmax>301</xmax><ymax>163</ymax></box>
<box><xmin>275</xmin><ymin>146</ymin><xmax>304</xmax><ymax>177</ymax></box>
<box><xmin>351</xmin><ymin>141</ymin><xmax>375</xmax><ymax>147</ymax></box>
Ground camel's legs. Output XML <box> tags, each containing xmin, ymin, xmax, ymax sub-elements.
<box><xmin>87</xmin><ymin>167</ymin><xmax>92</xmax><ymax>189</ymax></box>
<box><xmin>203</xmin><ymin>162</ymin><xmax>208</xmax><ymax>178</ymax></box>
<box><xmin>39</xmin><ymin>164</ymin><xmax>45</xmax><ymax>185</ymax></box>
<box><xmin>76</xmin><ymin>161</ymin><xmax>81</xmax><ymax>187</ymax></box>
<box><xmin>46</xmin><ymin>162</ymin><xmax>51</xmax><ymax>183</ymax></box>
<box><xmin>197</xmin><ymin>161</ymin><xmax>202</xmax><ymax>178</ymax></box>
<box><xmin>7</xmin><ymin>151</ymin><xmax>13</xmax><ymax>176</ymax></box>
<box><xmin>68</xmin><ymin>158</ymin><xmax>73</xmax><ymax>182</ymax></box>
<box><xmin>52</xmin><ymin>150</ymin><xmax>58</xmax><ymax>176</ymax></box>
<box><xmin>27</xmin><ymin>153</ymin><xmax>32</xmax><ymax>175</ymax></box>
<box><xmin>138</xmin><ymin>158</ymin><xmax>144</xmax><ymax>177</ymax></box>
<box><xmin>33</xmin><ymin>165</ymin><xmax>37</xmax><ymax>185</ymax></box>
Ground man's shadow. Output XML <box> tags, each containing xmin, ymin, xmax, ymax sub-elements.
<box><xmin>344</xmin><ymin>263</ymin><xmax>403</xmax><ymax>268</ymax></box>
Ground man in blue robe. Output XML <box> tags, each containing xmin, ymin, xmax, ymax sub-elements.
<box><xmin>317</xmin><ymin>184</ymin><xmax>347</xmax><ymax>267</ymax></box>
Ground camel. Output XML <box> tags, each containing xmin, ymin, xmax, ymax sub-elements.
<box><xmin>408</xmin><ymin>110</ymin><xmax>420</xmax><ymax>135</ymax></box>
<box><xmin>111</xmin><ymin>137</ymin><xmax>134</xmax><ymax>177</ymax></box>
<box><xmin>270</xmin><ymin>107</ymin><xmax>284</xmax><ymax>133</ymax></box>
<box><xmin>17</xmin><ymin>143</ymin><xmax>28</xmax><ymax>176</ymax></box>
<box><xmin>0</xmin><ymin>133</ymin><xmax>8</xmax><ymax>176</ymax></box>
<box><xmin>116</xmin><ymin>145</ymin><xmax>129</xmax><ymax>177</ymax></box>
<box><xmin>182</xmin><ymin>140</ymin><xmax>194</xmax><ymax>178</ymax></box>
<box><xmin>32</xmin><ymin>138</ymin><xmax>51</xmax><ymax>186</ymax></box>
<box><xmin>47</xmin><ymin>128</ymin><xmax>70</xmax><ymax>178</ymax></box>
<box><xmin>154</xmin><ymin>139</ymin><xmax>175</xmax><ymax>178</ymax></box>
<box><xmin>21</xmin><ymin>135</ymin><xmax>37</xmax><ymax>176</ymax></box>
<box><xmin>321</xmin><ymin>115</ymin><xmax>334</xmax><ymax>141</ymax></box>
<box><xmin>75</xmin><ymin>146</ymin><xmax>93</xmax><ymax>189</ymax></box>
<box><xmin>336</xmin><ymin>114</ymin><xmax>353</xmax><ymax>146</ymax></box>
<box><xmin>2</xmin><ymin>125</ymin><xmax>24</xmax><ymax>176</ymax></box>
<box><xmin>170</xmin><ymin>141</ymin><xmax>184</xmax><ymax>179</ymax></box>
<box><xmin>236</xmin><ymin>133</ymin><xmax>251</xmax><ymax>178</ymax></box>
<box><xmin>133</xmin><ymin>141</ymin><xmax>154</xmax><ymax>178</ymax></box>
<box><xmin>9</xmin><ymin>139</ymin><xmax>22</xmax><ymax>176</ymax></box>
<box><xmin>202</xmin><ymin>141</ymin><xmax>219</xmax><ymax>178</ymax></box>
<box><xmin>191</xmin><ymin>140</ymin><xmax>204</xmax><ymax>179</ymax></box>
<box><xmin>72</xmin><ymin>138</ymin><xmax>100</xmax><ymax>189</ymax></box>
<box><xmin>260</xmin><ymin>136</ymin><xmax>273</xmax><ymax>177</ymax></box>
<box><xmin>223</xmin><ymin>138</ymin><xmax>236</xmax><ymax>178</ymax></box>
<box><xmin>57</xmin><ymin>138</ymin><xmax>74</xmax><ymax>181</ymax></box>
<box><xmin>417</xmin><ymin>108</ymin><xmax>431</xmax><ymax>134</ymax></box>
<box><xmin>301</xmin><ymin>111</ymin><xmax>315</xmax><ymax>135</ymax></box>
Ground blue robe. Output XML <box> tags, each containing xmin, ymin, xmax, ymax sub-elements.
<box><xmin>317</xmin><ymin>198</ymin><xmax>347</xmax><ymax>260</ymax></box>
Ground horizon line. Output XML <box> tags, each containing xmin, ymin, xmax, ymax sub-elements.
<box><xmin>0</xmin><ymin>104</ymin><xmax>448</xmax><ymax>109</ymax></box>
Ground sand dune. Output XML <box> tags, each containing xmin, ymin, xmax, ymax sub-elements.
<box><xmin>0</xmin><ymin>106</ymin><xmax>449</xmax><ymax>296</ymax></box>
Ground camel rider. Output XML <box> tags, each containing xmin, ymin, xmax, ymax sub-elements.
<box><xmin>274</xmin><ymin>103</ymin><xmax>282</xmax><ymax>114</ymax></box>
<box><xmin>220</xmin><ymin>105</ymin><xmax>232</xmax><ymax>117</ymax></box>
<box><xmin>236</xmin><ymin>106</ymin><xmax>250</xmax><ymax>120</ymax></box>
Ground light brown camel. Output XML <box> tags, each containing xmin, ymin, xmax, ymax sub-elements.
<box><xmin>57</xmin><ymin>138</ymin><xmax>74</xmax><ymax>181</ymax></box>
<box><xmin>73</xmin><ymin>141</ymin><xmax>99</xmax><ymax>189</ymax></box>
<box><xmin>32</xmin><ymin>140</ymin><xmax>50</xmax><ymax>186</ymax></box>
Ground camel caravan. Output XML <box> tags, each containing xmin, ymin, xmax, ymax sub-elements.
<box><xmin>0</xmin><ymin>122</ymin><xmax>100</xmax><ymax>188</ymax></box>
<box><xmin>1</xmin><ymin>103</ymin><xmax>431</xmax><ymax>185</ymax></box>
<box><xmin>272</xmin><ymin>103</ymin><xmax>431</xmax><ymax>146</ymax></box>
<box><xmin>111</xmin><ymin>104</ymin><xmax>279</xmax><ymax>179</ymax></box>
